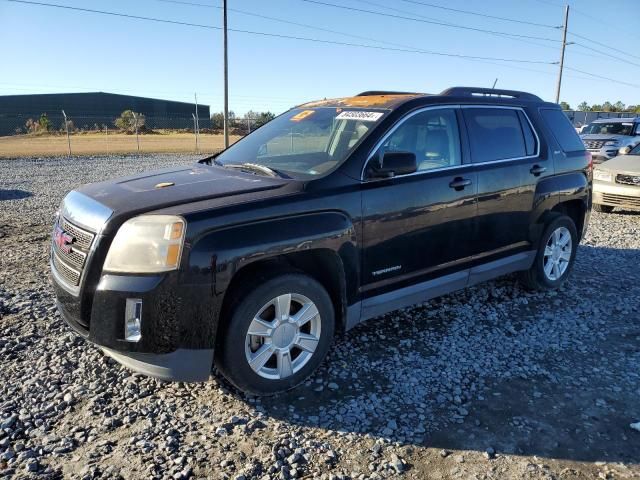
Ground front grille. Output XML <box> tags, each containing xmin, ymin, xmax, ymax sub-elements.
<box><xmin>601</xmin><ymin>193</ymin><xmax>640</xmax><ymax>208</ymax></box>
<box><xmin>584</xmin><ymin>140</ymin><xmax>606</xmax><ymax>150</ymax></box>
<box><xmin>51</xmin><ymin>217</ymin><xmax>96</xmax><ymax>286</ymax></box>
<box><xmin>60</xmin><ymin>218</ymin><xmax>94</xmax><ymax>250</ymax></box>
<box><xmin>52</xmin><ymin>252</ymin><xmax>81</xmax><ymax>285</ymax></box>
<box><xmin>616</xmin><ymin>174</ymin><xmax>640</xmax><ymax>186</ymax></box>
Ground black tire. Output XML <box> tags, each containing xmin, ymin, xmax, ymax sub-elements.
<box><xmin>593</xmin><ymin>204</ymin><xmax>614</xmax><ymax>214</ymax></box>
<box><xmin>519</xmin><ymin>215</ymin><xmax>578</xmax><ymax>291</ymax></box>
<box><xmin>215</xmin><ymin>273</ymin><xmax>334</xmax><ymax>395</ymax></box>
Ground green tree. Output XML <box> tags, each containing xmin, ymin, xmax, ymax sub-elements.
<box><xmin>590</xmin><ymin>104</ymin><xmax>603</xmax><ymax>112</ymax></box>
<box><xmin>559</xmin><ymin>101</ymin><xmax>571</xmax><ymax>111</ymax></box>
<box><xmin>210</xmin><ymin>111</ymin><xmax>237</xmax><ymax>130</ymax></box>
<box><xmin>114</xmin><ymin>110</ymin><xmax>145</xmax><ymax>132</ymax></box>
<box><xmin>601</xmin><ymin>101</ymin><xmax>614</xmax><ymax>112</ymax></box>
<box><xmin>613</xmin><ymin>101</ymin><xmax>625</xmax><ymax>112</ymax></box>
<box><xmin>577</xmin><ymin>101</ymin><xmax>589</xmax><ymax>111</ymax></box>
<box><xmin>254</xmin><ymin>111</ymin><xmax>276</xmax><ymax>128</ymax></box>
<box><xmin>211</xmin><ymin>112</ymin><xmax>224</xmax><ymax>130</ymax></box>
<box><xmin>38</xmin><ymin>113</ymin><xmax>52</xmax><ymax>132</ymax></box>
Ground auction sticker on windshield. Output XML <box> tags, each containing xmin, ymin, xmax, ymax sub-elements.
<box><xmin>290</xmin><ymin>110</ymin><xmax>315</xmax><ymax>122</ymax></box>
<box><xmin>336</xmin><ymin>111</ymin><xmax>384</xmax><ymax>122</ymax></box>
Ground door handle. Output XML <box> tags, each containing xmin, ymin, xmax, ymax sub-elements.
<box><xmin>449</xmin><ymin>177</ymin><xmax>472</xmax><ymax>190</ymax></box>
<box><xmin>530</xmin><ymin>165</ymin><xmax>547</xmax><ymax>176</ymax></box>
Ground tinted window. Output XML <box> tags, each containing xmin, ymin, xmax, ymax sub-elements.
<box><xmin>463</xmin><ymin>108</ymin><xmax>527</xmax><ymax>163</ymax></box>
<box><xmin>517</xmin><ymin>110</ymin><xmax>537</xmax><ymax>156</ymax></box>
<box><xmin>540</xmin><ymin>109</ymin><xmax>586</xmax><ymax>152</ymax></box>
<box><xmin>380</xmin><ymin>108</ymin><xmax>461</xmax><ymax>172</ymax></box>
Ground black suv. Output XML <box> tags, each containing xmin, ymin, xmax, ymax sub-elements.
<box><xmin>51</xmin><ymin>87</ymin><xmax>592</xmax><ymax>395</ymax></box>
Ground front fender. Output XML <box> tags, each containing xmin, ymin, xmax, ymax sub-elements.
<box><xmin>186</xmin><ymin>211</ymin><xmax>358</xmax><ymax>298</ymax></box>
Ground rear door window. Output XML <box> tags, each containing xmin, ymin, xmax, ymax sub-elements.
<box><xmin>540</xmin><ymin>108</ymin><xmax>585</xmax><ymax>152</ymax></box>
<box><xmin>462</xmin><ymin>108</ymin><xmax>528</xmax><ymax>163</ymax></box>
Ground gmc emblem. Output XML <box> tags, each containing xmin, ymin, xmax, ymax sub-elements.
<box><xmin>53</xmin><ymin>225</ymin><xmax>74</xmax><ymax>254</ymax></box>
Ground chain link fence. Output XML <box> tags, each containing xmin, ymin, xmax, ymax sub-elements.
<box><xmin>0</xmin><ymin>112</ymin><xmax>265</xmax><ymax>157</ymax></box>
<box><xmin>2</xmin><ymin>109</ymin><xmax>638</xmax><ymax>158</ymax></box>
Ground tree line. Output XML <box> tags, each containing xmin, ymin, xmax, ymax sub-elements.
<box><xmin>561</xmin><ymin>101</ymin><xmax>640</xmax><ymax>113</ymax></box>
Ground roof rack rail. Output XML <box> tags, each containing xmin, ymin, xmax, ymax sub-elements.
<box><xmin>356</xmin><ymin>90</ymin><xmax>421</xmax><ymax>96</ymax></box>
<box><xmin>440</xmin><ymin>87</ymin><xmax>542</xmax><ymax>102</ymax></box>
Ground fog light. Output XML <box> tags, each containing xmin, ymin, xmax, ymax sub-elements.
<box><xmin>124</xmin><ymin>298</ymin><xmax>142</xmax><ymax>342</ymax></box>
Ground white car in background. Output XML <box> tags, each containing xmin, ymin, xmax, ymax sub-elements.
<box><xmin>593</xmin><ymin>143</ymin><xmax>640</xmax><ymax>213</ymax></box>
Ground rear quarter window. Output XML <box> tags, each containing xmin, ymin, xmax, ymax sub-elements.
<box><xmin>540</xmin><ymin>109</ymin><xmax>585</xmax><ymax>152</ymax></box>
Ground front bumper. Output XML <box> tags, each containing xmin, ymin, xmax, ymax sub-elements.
<box><xmin>100</xmin><ymin>346</ymin><xmax>213</xmax><ymax>382</ymax></box>
<box><xmin>53</xmin><ymin>270</ymin><xmax>219</xmax><ymax>382</ymax></box>
<box><xmin>593</xmin><ymin>180</ymin><xmax>640</xmax><ymax>209</ymax></box>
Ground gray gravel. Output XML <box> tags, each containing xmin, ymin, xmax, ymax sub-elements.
<box><xmin>1</xmin><ymin>155</ymin><xmax>639</xmax><ymax>479</ymax></box>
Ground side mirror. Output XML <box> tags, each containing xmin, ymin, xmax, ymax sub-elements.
<box><xmin>370</xmin><ymin>151</ymin><xmax>417</xmax><ymax>178</ymax></box>
<box><xmin>619</xmin><ymin>146</ymin><xmax>632</xmax><ymax>155</ymax></box>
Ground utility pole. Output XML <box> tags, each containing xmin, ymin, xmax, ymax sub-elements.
<box><xmin>555</xmin><ymin>5</ymin><xmax>569</xmax><ymax>104</ymax></box>
<box><xmin>223</xmin><ymin>0</ymin><xmax>230</xmax><ymax>149</ymax></box>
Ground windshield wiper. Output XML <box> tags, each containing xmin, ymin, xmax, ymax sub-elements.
<box><xmin>222</xmin><ymin>163</ymin><xmax>288</xmax><ymax>178</ymax></box>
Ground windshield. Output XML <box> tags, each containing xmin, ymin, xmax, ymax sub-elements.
<box><xmin>582</xmin><ymin>121</ymin><xmax>635</xmax><ymax>136</ymax></box>
<box><xmin>214</xmin><ymin>107</ymin><xmax>387</xmax><ymax>178</ymax></box>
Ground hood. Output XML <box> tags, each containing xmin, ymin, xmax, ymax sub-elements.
<box><xmin>76</xmin><ymin>163</ymin><xmax>289</xmax><ymax>218</ymax></box>
<box><xmin>595</xmin><ymin>154</ymin><xmax>640</xmax><ymax>173</ymax></box>
<box><xmin>580</xmin><ymin>133</ymin><xmax>629</xmax><ymax>141</ymax></box>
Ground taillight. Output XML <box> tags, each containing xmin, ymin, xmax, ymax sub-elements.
<box><xmin>586</xmin><ymin>151</ymin><xmax>593</xmax><ymax>172</ymax></box>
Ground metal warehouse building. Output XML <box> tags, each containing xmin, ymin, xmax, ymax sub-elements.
<box><xmin>0</xmin><ymin>92</ymin><xmax>210</xmax><ymax>135</ymax></box>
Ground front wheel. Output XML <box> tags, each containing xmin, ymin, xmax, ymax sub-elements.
<box><xmin>519</xmin><ymin>215</ymin><xmax>578</xmax><ymax>291</ymax></box>
<box><xmin>216</xmin><ymin>273</ymin><xmax>334</xmax><ymax>395</ymax></box>
<box><xmin>593</xmin><ymin>204</ymin><xmax>614</xmax><ymax>214</ymax></box>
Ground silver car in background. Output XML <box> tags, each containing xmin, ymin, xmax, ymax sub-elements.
<box><xmin>593</xmin><ymin>143</ymin><xmax>640</xmax><ymax>212</ymax></box>
<box><xmin>580</xmin><ymin>118</ymin><xmax>640</xmax><ymax>163</ymax></box>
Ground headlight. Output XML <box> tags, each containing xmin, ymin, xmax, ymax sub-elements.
<box><xmin>104</xmin><ymin>215</ymin><xmax>185</xmax><ymax>273</ymax></box>
<box><xmin>604</xmin><ymin>140</ymin><xmax>619</xmax><ymax>147</ymax></box>
<box><xmin>593</xmin><ymin>170</ymin><xmax>612</xmax><ymax>182</ymax></box>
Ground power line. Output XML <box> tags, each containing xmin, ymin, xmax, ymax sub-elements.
<box><xmin>3</xmin><ymin>0</ymin><xmax>556</xmax><ymax>64</ymax></box>
<box><xmin>299</xmin><ymin>0</ymin><xmax>562</xmax><ymax>43</ymax></box>
<box><xmin>571</xmin><ymin>43</ymin><xmax>640</xmax><ymax>69</ymax></box>
<box><xmin>564</xmin><ymin>67</ymin><xmax>640</xmax><ymax>90</ymax></box>
<box><xmin>149</xmin><ymin>0</ymin><xmax>608</xmax><ymax>66</ymax></box>
<box><xmin>397</xmin><ymin>0</ymin><xmax>560</xmax><ymax>29</ymax></box>
<box><xmin>569</xmin><ymin>31</ymin><xmax>640</xmax><ymax>62</ymax></box>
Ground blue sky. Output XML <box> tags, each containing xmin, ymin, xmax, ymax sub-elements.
<box><xmin>1</xmin><ymin>0</ymin><xmax>638</xmax><ymax>115</ymax></box>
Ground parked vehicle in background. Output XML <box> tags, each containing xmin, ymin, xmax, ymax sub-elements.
<box><xmin>50</xmin><ymin>87</ymin><xmax>592</xmax><ymax>395</ymax></box>
<box><xmin>593</xmin><ymin>143</ymin><xmax>640</xmax><ymax>212</ymax></box>
<box><xmin>580</xmin><ymin>118</ymin><xmax>640</xmax><ymax>163</ymax></box>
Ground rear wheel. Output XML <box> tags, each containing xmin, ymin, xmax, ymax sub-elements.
<box><xmin>519</xmin><ymin>215</ymin><xmax>578</xmax><ymax>291</ymax></box>
<box><xmin>593</xmin><ymin>204</ymin><xmax>614</xmax><ymax>213</ymax></box>
<box><xmin>216</xmin><ymin>273</ymin><xmax>334</xmax><ymax>395</ymax></box>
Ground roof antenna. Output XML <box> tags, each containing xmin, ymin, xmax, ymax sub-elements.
<box><xmin>492</xmin><ymin>78</ymin><xmax>498</xmax><ymax>89</ymax></box>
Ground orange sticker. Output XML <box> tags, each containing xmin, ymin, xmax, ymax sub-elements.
<box><xmin>290</xmin><ymin>110</ymin><xmax>315</xmax><ymax>122</ymax></box>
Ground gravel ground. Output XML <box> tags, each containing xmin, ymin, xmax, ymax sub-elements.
<box><xmin>1</xmin><ymin>155</ymin><xmax>639</xmax><ymax>480</ymax></box>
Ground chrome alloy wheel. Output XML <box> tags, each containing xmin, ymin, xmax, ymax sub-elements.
<box><xmin>244</xmin><ymin>293</ymin><xmax>321</xmax><ymax>380</ymax></box>
<box><xmin>543</xmin><ymin>226</ymin><xmax>572</xmax><ymax>281</ymax></box>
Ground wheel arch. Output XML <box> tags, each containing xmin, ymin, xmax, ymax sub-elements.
<box><xmin>217</xmin><ymin>248</ymin><xmax>349</xmax><ymax>344</ymax></box>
